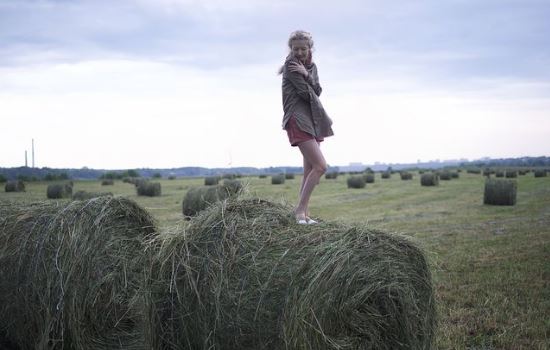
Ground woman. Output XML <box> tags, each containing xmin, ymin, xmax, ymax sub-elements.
<box><xmin>279</xmin><ymin>30</ymin><xmax>334</xmax><ymax>224</ymax></box>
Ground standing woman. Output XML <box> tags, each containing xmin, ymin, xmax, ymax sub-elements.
<box><xmin>279</xmin><ymin>30</ymin><xmax>334</xmax><ymax>224</ymax></box>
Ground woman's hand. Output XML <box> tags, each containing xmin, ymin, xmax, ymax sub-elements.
<box><xmin>288</xmin><ymin>61</ymin><xmax>308</xmax><ymax>78</ymax></box>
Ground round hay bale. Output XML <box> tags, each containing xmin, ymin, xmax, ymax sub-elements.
<box><xmin>400</xmin><ymin>172</ymin><xmax>413</xmax><ymax>180</ymax></box>
<box><xmin>450</xmin><ymin>171</ymin><xmax>459</xmax><ymax>179</ymax></box>
<box><xmin>347</xmin><ymin>175</ymin><xmax>366</xmax><ymax>188</ymax></box>
<box><xmin>101</xmin><ymin>179</ymin><xmax>114</xmax><ymax>186</ymax></box>
<box><xmin>364</xmin><ymin>173</ymin><xmax>375</xmax><ymax>183</ymax></box>
<box><xmin>324</xmin><ymin>172</ymin><xmax>338</xmax><ymax>179</ymax></box>
<box><xmin>182</xmin><ymin>181</ymin><xmax>242</xmax><ymax>218</ymax></box>
<box><xmin>271</xmin><ymin>174</ymin><xmax>286</xmax><ymax>185</ymax></box>
<box><xmin>0</xmin><ymin>197</ymin><xmax>156</xmax><ymax>350</ymax></box>
<box><xmin>439</xmin><ymin>171</ymin><xmax>452</xmax><ymax>181</ymax></box>
<box><xmin>142</xmin><ymin>198</ymin><xmax>436</xmax><ymax>350</ymax></box>
<box><xmin>72</xmin><ymin>190</ymin><xmax>113</xmax><ymax>201</ymax></box>
<box><xmin>505</xmin><ymin>170</ymin><xmax>518</xmax><ymax>178</ymax></box>
<box><xmin>259</xmin><ymin>174</ymin><xmax>267</xmax><ymax>179</ymax></box>
<box><xmin>534</xmin><ymin>169</ymin><xmax>547</xmax><ymax>177</ymax></box>
<box><xmin>421</xmin><ymin>173</ymin><xmax>439</xmax><ymax>186</ymax></box>
<box><xmin>4</xmin><ymin>180</ymin><xmax>25</xmax><ymax>192</ymax></box>
<box><xmin>381</xmin><ymin>172</ymin><xmax>391</xmax><ymax>179</ymax></box>
<box><xmin>495</xmin><ymin>170</ymin><xmax>504</xmax><ymax>178</ymax></box>
<box><xmin>137</xmin><ymin>181</ymin><xmax>161</xmax><ymax>197</ymax></box>
<box><xmin>285</xmin><ymin>173</ymin><xmax>295</xmax><ymax>180</ymax></box>
<box><xmin>484</xmin><ymin>178</ymin><xmax>517</xmax><ymax>206</ymax></box>
<box><xmin>47</xmin><ymin>183</ymin><xmax>73</xmax><ymax>199</ymax></box>
<box><xmin>204</xmin><ymin>176</ymin><xmax>220</xmax><ymax>186</ymax></box>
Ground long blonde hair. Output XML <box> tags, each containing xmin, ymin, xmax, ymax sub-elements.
<box><xmin>278</xmin><ymin>30</ymin><xmax>314</xmax><ymax>75</ymax></box>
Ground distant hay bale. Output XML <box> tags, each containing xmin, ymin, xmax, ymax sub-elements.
<box><xmin>347</xmin><ymin>175</ymin><xmax>366</xmax><ymax>188</ymax></box>
<box><xmin>400</xmin><ymin>172</ymin><xmax>413</xmax><ymax>180</ymax></box>
<box><xmin>324</xmin><ymin>172</ymin><xmax>338</xmax><ymax>179</ymax></box>
<box><xmin>534</xmin><ymin>169</ymin><xmax>547</xmax><ymax>177</ymax></box>
<box><xmin>259</xmin><ymin>174</ymin><xmax>267</xmax><ymax>178</ymax></box>
<box><xmin>0</xmin><ymin>197</ymin><xmax>156</xmax><ymax>350</ymax></box>
<box><xmin>101</xmin><ymin>179</ymin><xmax>114</xmax><ymax>186</ymax></box>
<box><xmin>137</xmin><ymin>181</ymin><xmax>161</xmax><ymax>197</ymax></box>
<box><xmin>285</xmin><ymin>173</ymin><xmax>295</xmax><ymax>180</ymax></box>
<box><xmin>505</xmin><ymin>170</ymin><xmax>518</xmax><ymax>178</ymax></box>
<box><xmin>451</xmin><ymin>171</ymin><xmax>459</xmax><ymax>179</ymax></box>
<box><xmin>142</xmin><ymin>198</ymin><xmax>436</xmax><ymax>350</ymax></box>
<box><xmin>4</xmin><ymin>180</ymin><xmax>25</xmax><ymax>192</ymax></box>
<box><xmin>271</xmin><ymin>174</ymin><xmax>286</xmax><ymax>185</ymax></box>
<box><xmin>439</xmin><ymin>171</ymin><xmax>452</xmax><ymax>181</ymax></box>
<box><xmin>364</xmin><ymin>173</ymin><xmax>375</xmax><ymax>183</ymax></box>
<box><xmin>484</xmin><ymin>179</ymin><xmax>517</xmax><ymax>206</ymax></box>
<box><xmin>421</xmin><ymin>173</ymin><xmax>439</xmax><ymax>186</ymax></box>
<box><xmin>204</xmin><ymin>176</ymin><xmax>220</xmax><ymax>186</ymax></box>
<box><xmin>381</xmin><ymin>172</ymin><xmax>391</xmax><ymax>179</ymax></box>
<box><xmin>168</xmin><ymin>175</ymin><xmax>176</xmax><ymax>180</ymax></box>
<box><xmin>467</xmin><ymin>168</ymin><xmax>481</xmax><ymax>174</ymax></box>
<box><xmin>46</xmin><ymin>183</ymin><xmax>73</xmax><ymax>199</ymax></box>
<box><xmin>182</xmin><ymin>181</ymin><xmax>242</xmax><ymax>218</ymax></box>
<box><xmin>495</xmin><ymin>170</ymin><xmax>504</xmax><ymax>178</ymax></box>
<box><xmin>72</xmin><ymin>190</ymin><xmax>113</xmax><ymax>201</ymax></box>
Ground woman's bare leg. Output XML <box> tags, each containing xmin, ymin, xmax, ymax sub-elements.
<box><xmin>295</xmin><ymin>140</ymin><xmax>327</xmax><ymax>220</ymax></box>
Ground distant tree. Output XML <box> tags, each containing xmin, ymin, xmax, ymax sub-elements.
<box><xmin>126</xmin><ymin>169</ymin><xmax>140</xmax><ymax>178</ymax></box>
<box><xmin>44</xmin><ymin>173</ymin><xmax>56</xmax><ymax>181</ymax></box>
<box><xmin>0</xmin><ymin>174</ymin><xmax>6</xmax><ymax>183</ymax></box>
<box><xmin>17</xmin><ymin>174</ymin><xmax>29</xmax><ymax>181</ymax></box>
<box><xmin>59</xmin><ymin>172</ymin><xmax>70</xmax><ymax>180</ymax></box>
<box><xmin>152</xmin><ymin>172</ymin><xmax>162</xmax><ymax>179</ymax></box>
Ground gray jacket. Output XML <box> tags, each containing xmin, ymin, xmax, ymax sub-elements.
<box><xmin>281</xmin><ymin>56</ymin><xmax>334</xmax><ymax>139</ymax></box>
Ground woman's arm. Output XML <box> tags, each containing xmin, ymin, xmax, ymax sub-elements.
<box><xmin>284</xmin><ymin>60</ymin><xmax>317</xmax><ymax>101</ymax></box>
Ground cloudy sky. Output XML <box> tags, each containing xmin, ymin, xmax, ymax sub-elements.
<box><xmin>1</xmin><ymin>0</ymin><xmax>549</xmax><ymax>169</ymax></box>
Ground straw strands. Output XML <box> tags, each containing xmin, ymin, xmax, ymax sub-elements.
<box><xmin>142</xmin><ymin>197</ymin><xmax>436</xmax><ymax>350</ymax></box>
<box><xmin>0</xmin><ymin>197</ymin><xmax>156</xmax><ymax>350</ymax></box>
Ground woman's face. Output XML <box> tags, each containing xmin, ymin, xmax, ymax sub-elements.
<box><xmin>291</xmin><ymin>39</ymin><xmax>310</xmax><ymax>63</ymax></box>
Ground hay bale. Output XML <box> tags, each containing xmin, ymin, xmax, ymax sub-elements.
<box><xmin>285</xmin><ymin>173</ymin><xmax>295</xmax><ymax>180</ymax></box>
<box><xmin>259</xmin><ymin>174</ymin><xmax>268</xmax><ymax>179</ymax></box>
<box><xmin>182</xmin><ymin>181</ymin><xmax>242</xmax><ymax>218</ymax></box>
<box><xmin>271</xmin><ymin>174</ymin><xmax>286</xmax><ymax>185</ymax></box>
<box><xmin>72</xmin><ymin>190</ymin><xmax>113</xmax><ymax>201</ymax></box>
<box><xmin>47</xmin><ymin>183</ymin><xmax>73</xmax><ymax>199</ymax></box>
<box><xmin>421</xmin><ymin>173</ymin><xmax>439</xmax><ymax>186</ymax></box>
<box><xmin>439</xmin><ymin>171</ymin><xmax>452</xmax><ymax>181</ymax></box>
<box><xmin>137</xmin><ymin>181</ymin><xmax>161</xmax><ymax>197</ymax></box>
<box><xmin>324</xmin><ymin>172</ymin><xmax>338</xmax><ymax>179</ymax></box>
<box><xmin>204</xmin><ymin>176</ymin><xmax>220</xmax><ymax>186</ymax></box>
<box><xmin>0</xmin><ymin>197</ymin><xmax>156</xmax><ymax>350</ymax></box>
<box><xmin>4</xmin><ymin>180</ymin><xmax>25</xmax><ymax>192</ymax></box>
<box><xmin>381</xmin><ymin>172</ymin><xmax>391</xmax><ymax>179</ymax></box>
<box><xmin>347</xmin><ymin>175</ymin><xmax>366</xmax><ymax>188</ymax></box>
<box><xmin>364</xmin><ymin>173</ymin><xmax>375</xmax><ymax>183</ymax></box>
<box><xmin>495</xmin><ymin>170</ymin><xmax>504</xmax><ymax>178</ymax></box>
<box><xmin>505</xmin><ymin>170</ymin><xmax>518</xmax><ymax>178</ymax></box>
<box><xmin>484</xmin><ymin>178</ymin><xmax>517</xmax><ymax>206</ymax></box>
<box><xmin>101</xmin><ymin>179</ymin><xmax>114</xmax><ymax>186</ymax></box>
<box><xmin>534</xmin><ymin>169</ymin><xmax>546</xmax><ymax>178</ymax></box>
<box><xmin>450</xmin><ymin>171</ymin><xmax>459</xmax><ymax>179</ymax></box>
<box><xmin>467</xmin><ymin>168</ymin><xmax>481</xmax><ymax>174</ymax></box>
<box><xmin>142</xmin><ymin>198</ymin><xmax>436</xmax><ymax>350</ymax></box>
<box><xmin>400</xmin><ymin>172</ymin><xmax>413</xmax><ymax>180</ymax></box>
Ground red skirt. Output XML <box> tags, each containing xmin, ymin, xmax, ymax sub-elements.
<box><xmin>285</xmin><ymin>116</ymin><xmax>324</xmax><ymax>147</ymax></box>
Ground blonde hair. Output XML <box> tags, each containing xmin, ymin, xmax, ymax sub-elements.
<box><xmin>278</xmin><ymin>30</ymin><xmax>314</xmax><ymax>75</ymax></box>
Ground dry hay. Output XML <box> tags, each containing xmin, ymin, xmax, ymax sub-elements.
<box><xmin>421</xmin><ymin>173</ymin><xmax>439</xmax><ymax>186</ymax></box>
<box><xmin>534</xmin><ymin>169</ymin><xmax>547</xmax><ymax>177</ymax></box>
<box><xmin>182</xmin><ymin>180</ymin><xmax>242</xmax><ymax>218</ymax></box>
<box><xmin>347</xmin><ymin>175</ymin><xmax>366</xmax><ymax>189</ymax></box>
<box><xmin>46</xmin><ymin>183</ymin><xmax>73</xmax><ymax>199</ymax></box>
<box><xmin>400</xmin><ymin>172</ymin><xmax>413</xmax><ymax>180</ymax></box>
<box><xmin>484</xmin><ymin>178</ymin><xmax>517</xmax><ymax>206</ymax></box>
<box><xmin>137</xmin><ymin>181</ymin><xmax>162</xmax><ymax>197</ymax></box>
<box><xmin>101</xmin><ymin>179</ymin><xmax>114</xmax><ymax>186</ymax></box>
<box><xmin>325</xmin><ymin>172</ymin><xmax>338</xmax><ymax>180</ymax></box>
<box><xmin>381</xmin><ymin>172</ymin><xmax>391</xmax><ymax>179</ymax></box>
<box><xmin>285</xmin><ymin>173</ymin><xmax>295</xmax><ymax>180</ymax></box>
<box><xmin>0</xmin><ymin>197</ymin><xmax>156</xmax><ymax>350</ymax></box>
<box><xmin>142</xmin><ymin>197</ymin><xmax>436</xmax><ymax>350</ymax></box>
<box><xmin>364</xmin><ymin>173</ymin><xmax>375</xmax><ymax>183</ymax></box>
<box><xmin>72</xmin><ymin>190</ymin><xmax>113</xmax><ymax>201</ymax></box>
<box><xmin>4</xmin><ymin>180</ymin><xmax>25</xmax><ymax>192</ymax></box>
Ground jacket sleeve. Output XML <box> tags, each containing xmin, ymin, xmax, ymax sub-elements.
<box><xmin>283</xmin><ymin>61</ymin><xmax>318</xmax><ymax>102</ymax></box>
<box><xmin>309</xmin><ymin>64</ymin><xmax>322</xmax><ymax>97</ymax></box>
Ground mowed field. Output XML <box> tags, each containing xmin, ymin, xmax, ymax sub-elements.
<box><xmin>1</xmin><ymin>171</ymin><xmax>549</xmax><ymax>349</ymax></box>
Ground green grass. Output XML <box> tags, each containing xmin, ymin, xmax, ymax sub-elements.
<box><xmin>1</xmin><ymin>172</ymin><xmax>549</xmax><ymax>349</ymax></box>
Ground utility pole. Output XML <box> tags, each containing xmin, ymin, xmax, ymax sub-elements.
<box><xmin>32</xmin><ymin>138</ymin><xmax>35</xmax><ymax>168</ymax></box>
<box><xmin>25</xmin><ymin>150</ymin><xmax>28</xmax><ymax>167</ymax></box>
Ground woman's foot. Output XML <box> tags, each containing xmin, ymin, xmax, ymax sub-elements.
<box><xmin>295</xmin><ymin>211</ymin><xmax>308</xmax><ymax>225</ymax></box>
<box><xmin>306</xmin><ymin>217</ymin><xmax>318</xmax><ymax>224</ymax></box>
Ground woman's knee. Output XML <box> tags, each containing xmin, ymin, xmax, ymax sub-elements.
<box><xmin>313</xmin><ymin>162</ymin><xmax>327</xmax><ymax>175</ymax></box>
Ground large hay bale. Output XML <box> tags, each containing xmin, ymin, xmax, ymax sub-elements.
<box><xmin>285</xmin><ymin>173</ymin><xmax>295</xmax><ymax>180</ymax></box>
<box><xmin>4</xmin><ymin>180</ymin><xmax>25</xmax><ymax>192</ymax></box>
<box><xmin>324</xmin><ymin>172</ymin><xmax>338</xmax><ymax>179</ymax></box>
<box><xmin>484</xmin><ymin>179</ymin><xmax>517</xmax><ymax>206</ymax></box>
<box><xmin>101</xmin><ymin>179</ymin><xmax>114</xmax><ymax>186</ymax></box>
<box><xmin>505</xmin><ymin>170</ymin><xmax>518</xmax><ymax>178</ymax></box>
<box><xmin>364</xmin><ymin>173</ymin><xmax>375</xmax><ymax>183</ymax></box>
<box><xmin>439</xmin><ymin>171</ymin><xmax>452</xmax><ymax>181</ymax></box>
<box><xmin>0</xmin><ymin>197</ymin><xmax>156</xmax><ymax>350</ymax></box>
<box><xmin>204</xmin><ymin>176</ymin><xmax>220</xmax><ymax>186</ymax></box>
<box><xmin>347</xmin><ymin>175</ymin><xmax>366</xmax><ymax>188</ymax></box>
<box><xmin>143</xmin><ymin>198</ymin><xmax>436</xmax><ymax>350</ymax></box>
<box><xmin>137</xmin><ymin>181</ymin><xmax>161</xmax><ymax>197</ymax></box>
<box><xmin>46</xmin><ymin>182</ymin><xmax>73</xmax><ymax>199</ymax></box>
<box><xmin>72</xmin><ymin>190</ymin><xmax>113</xmax><ymax>201</ymax></box>
<box><xmin>381</xmin><ymin>172</ymin><xmax>391</xmax><ymax>179</ymax></box>
<box><xmin>534</xmin><ymin>169</ymin><xmax>546</xmax><ymax>178</ymax></box>
<box><xmin>182</xmin><ymin>181</ymin><xmax>242</xmax><ymax>218</ymax></box>
<box><xmin>271</xmin><ymin>174</ymin><xmax>286</xmax><ymax>185</ymax></box>
<box><xmin>421</xmin><ymin>173</ymin><xmax>439</xmax><ymax>186</ymax></box>
<box><xmin>400</xmin><ymin>172</ymin><xmax>413</xmax><ymax>180</ymax></box>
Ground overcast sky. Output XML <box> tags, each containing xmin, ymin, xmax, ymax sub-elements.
<box><xmin>1</xmin><ymin>0</ymin><xmax>549</xmax><ymax>169</ymax></box>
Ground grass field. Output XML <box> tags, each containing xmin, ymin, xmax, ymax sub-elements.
<box><xmin>1</xmin><ymin>171</ymin><xmax>549</xmax><ymax>349</ymax></box>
